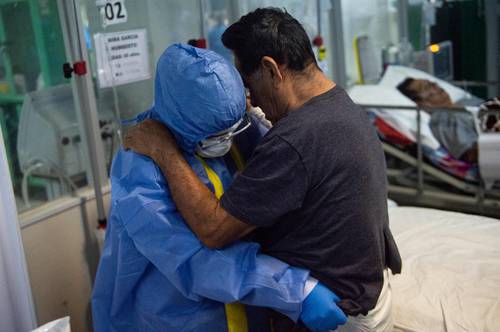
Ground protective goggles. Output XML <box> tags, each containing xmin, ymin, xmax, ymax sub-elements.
<box><xmin>197</xmin><ymin>114</ymin><xmax>252</xmax><ymax>149</ymax></box>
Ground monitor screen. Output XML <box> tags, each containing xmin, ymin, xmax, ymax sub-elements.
<box><xmin>432</xmin><ymin>41</ymin><xmax>453</xmax><ymax>81</ymax></box>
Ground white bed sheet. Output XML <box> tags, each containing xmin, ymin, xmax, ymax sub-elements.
<box><xmin>389</xmin><ymin>207</ymin><xmax>500</xmax><ymax>332</ymax></box>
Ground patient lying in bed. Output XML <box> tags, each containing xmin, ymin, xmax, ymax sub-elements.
<box><xmin>396</xmin><ymin>78</ymin><xmax>500</xmax><ymax>163</ymax></box>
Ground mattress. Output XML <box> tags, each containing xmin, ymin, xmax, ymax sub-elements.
<box><xmin>389</xmin><ymin>207</ymin><xmax>500</xmax><ymax>331</ymax></box>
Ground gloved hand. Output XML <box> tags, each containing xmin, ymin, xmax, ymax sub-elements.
<box><xmin>248</xmin><ymin>106</ymin><xmax>273</xmax><ymax>129</ymax></box>
<box><xmin>300</xmin><ymin>282</ymin><xmax>347</xmax><ymax>332</ymax></box>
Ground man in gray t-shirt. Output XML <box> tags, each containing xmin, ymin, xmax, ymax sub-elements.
<box><xmin>221</xmin><ymin>85</ymin><xmax>401</xmax><ymax>330</ymax></box>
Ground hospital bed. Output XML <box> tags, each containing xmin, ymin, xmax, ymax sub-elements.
<box><xmin>347</xmin><ymin>66</ymin><xmax>500</xmax><ymax>217</ymax></box>
<box><xmin>388</xmin><ymin>205</ymin><xmax>500</xmax><ymax>331</ymax></box>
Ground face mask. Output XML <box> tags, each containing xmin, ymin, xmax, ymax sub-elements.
<box><xmin>196</xmin><ymin>115</ymin><xmax>251</xmax><ymax>158</ymax></box>
<box><xmin>196</xmin><ymin>137</ymin><xmax>233</xmax><ymax>158</ymax></box>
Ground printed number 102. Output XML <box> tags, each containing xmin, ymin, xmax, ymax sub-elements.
<box><xmin>105</xmin><ymin>2</ymin><xmax>125</xmax><ymax>21</ymax></box>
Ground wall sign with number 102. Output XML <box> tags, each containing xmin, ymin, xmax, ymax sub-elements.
<box><xmin>99</xmin><ymin>0</ymin><xmax>128</xmax><ymax>27</ymax></box>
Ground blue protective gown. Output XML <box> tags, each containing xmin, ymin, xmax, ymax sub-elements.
<box><xmin>92</xmin><ymin>44</ymin><xmax>309</xmax><ymax>332</ymax></box>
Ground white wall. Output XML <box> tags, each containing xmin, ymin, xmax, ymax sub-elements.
<box><xmin>19</xmin><ymin>187</ymin><xmax>111</xmax><ymax>332</ymax></box>
<box><xmin>236</xmin><ymin>0</ymin><xmax>335</xmax><ymax>80</ymax></box>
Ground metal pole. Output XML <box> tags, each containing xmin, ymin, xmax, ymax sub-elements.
<box><xmin>397</xmin><ymin>0</ymin><xmax>409</xmax><ymax>44</ymax></box>
<box><xmin>28</xmin><ymin>0</ymin><xmax>52</xmax><ymax>86</ymax></box>
<box><xmin>199</xmin><ymin>0</ymin><xmax>206</xmax><ymax>39</ymax></box>
<box><xmin>416</xmin><ymin>108</ymin><xmax>423</xmax><ymax>193</ymax></box>
<box><xmin>329</xmin><ymin>0</ymin><xmax>347</xmax><ymax>87</ymax></box>
<box><xmin>485</xmin><ymin>0</ymin><xmax>499</xmax><ymax>97</ymax></box>
<box><xmin>57</xmin><ymin>0</ymin><xmax>107</xmax><ymax>226</ymax></box>
<box><xmin>317</xmin><ymin>0</ymin><xmax>322</xmax><ymax>37</ymax></box>
<box><xmin>0</xmin><ymin>13</ymin><xmax>21</xmax><ymax>182</ymax></box>
<box><xmin>478</xmin><ymin>178</ymin><xmax>486</xmax><ymax>215</ymax></box>
<box><xmin>228</xmin><ymin>0</ymin><xmax>241</xmax><ymax>24</ymax></box>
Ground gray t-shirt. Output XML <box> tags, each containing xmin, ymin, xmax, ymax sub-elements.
<box><xmin>221</xmin><ymin>87</ymin><xmax>401</xmax><ymax>321</ymax></box>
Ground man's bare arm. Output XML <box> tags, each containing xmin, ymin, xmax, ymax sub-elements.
<box><xmin>123</xmin><ymin>119</ymin><xmax>256</xmax><ymax>248</ymax></box>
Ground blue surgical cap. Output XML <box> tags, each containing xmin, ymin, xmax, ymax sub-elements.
<box><xmin>151</xmin><ymin>43</ymin><xmax>246</xmax><ymax>152</ymax></box>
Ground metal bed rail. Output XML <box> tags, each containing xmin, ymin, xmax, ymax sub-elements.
<box><xmin>450</xmin><ymin>80</ymin><xmax>500</xmax><ymax>89</ymax></box>
<box><xmin>358</xmin><ymin>103</ymin><xmax>500</xmax><ymax>218</ymax></box>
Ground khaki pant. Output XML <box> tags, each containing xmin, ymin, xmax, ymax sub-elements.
<box><xmin>336</xmin><ymin>269</ymin><xmax>393</xmax><ymax>332</ymax></box>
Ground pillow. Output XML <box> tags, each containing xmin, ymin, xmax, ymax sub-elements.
<box><xmin>379</xmin><ymin>65</ymin><xmax>471</xmax><ymax>103</ymax></box>
<box><xmin>347</xmin><ymin>84</ymin><xmax>440</xmax><ymax>150</ymax></box>
<box><xmin>348</xmin><ymin>84</ymin><xmax>415</xmax><ymax>107</ymax></box>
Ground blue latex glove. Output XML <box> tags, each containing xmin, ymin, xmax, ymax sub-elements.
<box><xmin>300</xmin><ymin>282</ymin><xmax>347</xmax><ymax>332</ymax></box>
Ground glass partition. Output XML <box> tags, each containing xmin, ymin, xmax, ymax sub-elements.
<box><xmin>341</xmin><ymin>0</ymin><xmax>400</xmax><ymax>85</ymax></box>
<box><xmin>0</xmin><ymin>0</ymin><xmax>91</xmax><ymax>212</ymax></box>
<box><xmin>77</xmin><ymin>0</ymin><xmax>203</xmax><ymax>127</ymax></box>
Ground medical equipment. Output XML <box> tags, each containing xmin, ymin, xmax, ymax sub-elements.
<box><xmin>413</xmin><ymin>40</ymin><xmax>453</xmax><ymax>81</ymax></box>
<box><xmin>354</xmin><ymin>36</ymin><xmax>382</xmax><ymax>84</ymax></box>
<box><xmin>0</xmin><ymin>0</ymin><xmax>66</xmax><ymax>188</ymax></box>
<box><xmin>479</xmin><ymin>132</ymin><xmax>500</xmax><ymax>190</ymax></box>
<box><xmin>381</xmin><ymin>39</ymin><xmax>414</xmax><ymax>70</ymax></box>
<box><xmin>17</xmin><ymin>84</ymin><xmax>117</xmax><ymax>207</ymax></box>
<box><xmin>355</xmin><ymin>33</ymin><xmax>454</xmax><ymax>84</ymax></box>
<box><xmin>420</xmin><ymin>0</ymin><xmax>440</xmax><ymax>47</ymax></box>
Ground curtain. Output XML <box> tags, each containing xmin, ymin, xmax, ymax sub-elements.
<box><xmin>0</xmin><ymin>128</ymin><xmax>37</xmax><ymax>331</ymax></box>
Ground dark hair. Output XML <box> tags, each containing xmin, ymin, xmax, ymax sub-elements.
<box><xmin>396</xmin><ymin>78</ymin><xmax>421</xmax><ymax>102</ymax></box>
<box><xmin>221</xmin><ymin>7</ymin><xmax>317</xmax><ymax>76</ymax></box>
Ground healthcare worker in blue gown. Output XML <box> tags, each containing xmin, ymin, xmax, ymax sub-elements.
<box><xmin>92</xmin><ymin>44</ymin><xmax>346</xmax><ymax>332</ymax></box>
